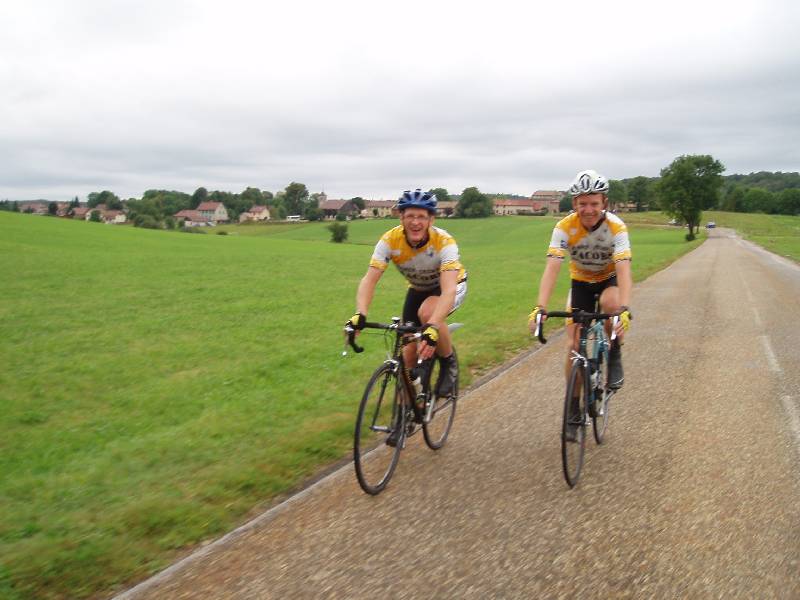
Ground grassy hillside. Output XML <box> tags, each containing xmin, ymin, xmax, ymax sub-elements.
<box><xmin>0</xmin><ymin>212</ymin><xmax>701</xmax><ymax>599</ymax></box>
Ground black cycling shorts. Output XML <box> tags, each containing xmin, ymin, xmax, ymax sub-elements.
<box><xmin>402</xmin><ymin>280</ymin><xmax>467</xmax><ymax>326</ymax></box>
<box><xmin>568</xmin><ymin>276</ymin><xmax>617</xmax><ymax>313</ymax></box>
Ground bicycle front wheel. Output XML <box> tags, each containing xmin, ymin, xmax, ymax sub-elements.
<box><xmin>423</xmin><ymin>349</ymin><xmax>458</xmax><ymax>450</ymax></box>
<box><xmin>354</xmin><ymin>363</ymin><xmax>405</xmax><ymax>495</ymax></box>
<box><xmin>593</xmin><ymin>346</ymin><xmax>611</xmax><ymax>444</ymax></box>
<box><xmin>562</xmin><ymin>360</ymin><xmax>588</xmax><ymax>487</ymax></box>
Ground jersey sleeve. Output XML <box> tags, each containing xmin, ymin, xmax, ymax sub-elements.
<box><xmin>546</xmin><ymin>225</ymin><xmax>569</xmax><ymax>260</ymax></box>
<box><xmin>439</xmin><ymin>238</ymin><xmax>463</xmax><ymax>272</ymax></box>
<box><xmin>612</xmin><ymin>223</ymin><xmax>632</xmax><ymax>262</ymax></box>
<box><xmin>368</xmin><ymin>235</ymin><xmax>392</xmax><ymax>271</ymax></box>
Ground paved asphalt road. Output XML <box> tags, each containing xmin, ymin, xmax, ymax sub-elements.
<box><xmin>115</xmin><ymin>229</ymin><xmax>800</xmax><ymax>599</ymax></box>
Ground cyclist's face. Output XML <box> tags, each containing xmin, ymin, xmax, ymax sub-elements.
<box><xmin>401</xmin><ymin>209</ymin><xmax>433</xmax><ymax>243</ymax></box>
<box><xmin>573</xmin><ymin>193</ymin><xmax>607</xmax><ymax>228</ymax></box>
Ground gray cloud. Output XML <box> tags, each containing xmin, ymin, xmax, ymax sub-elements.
<box><xmin>2</xmin><ymin>0</ymin><xmax>798</xmax><ymax>201</ymax></box>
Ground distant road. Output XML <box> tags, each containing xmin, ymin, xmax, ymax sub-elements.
<box><xmin>115</xmin><ymin>227</ymin><xmax>800</xmax><ymax>599</ymax></box>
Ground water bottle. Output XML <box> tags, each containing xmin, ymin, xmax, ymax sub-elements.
<box><xmin>411</xmin><ymin>373</ymin><xmax>423</xmax><ymax>396</ymax></box>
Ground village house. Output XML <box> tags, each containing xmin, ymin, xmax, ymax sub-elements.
<box><xmin>492</xmin><ymin>198</ymin><xmax>538</xmax><ymax>216</ymax></box>
<box><xmin>531</xmin><ymin>190</ymin><xmax>563</xmax><ymax>214</ymax></box>
<box><xmin>320</xmin><ymin>199</ymin><xmax>360</xmax><ymax>220</ymax></box>
<box><xmin>361</xmin><ymin>200</ymin><xmax>395</xmax><ymax>218</ymax></box>
<box><xmin>174</xmin><ymin>209</ymin><xmax>213</xmax><ymax>227</ymax></box>
<box><xmin>436</xmin><ymin>200</ymin><xmax>458</xmax><ymax>217</ymax></box>
<box><xmin>102</xmin><ymin>210</ymin><xmax>127</xmax><ymax>224</ymax></box>
<box><xmin>196</xmin><ymin>201</ymin><xmax>229</xmax><ymax>223</ymax></box>
<box><xmin>239</xmin><ymin>205</ymin><xmax>271</xmax><ymax>223</ymax></box>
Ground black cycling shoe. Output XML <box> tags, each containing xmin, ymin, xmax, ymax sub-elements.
<box><xmin>385</xmin><ymin>427</ymin><xmax>401</xmax><ymax>447</ymax></box>
<box><xmin>434</xmin><ymin>353</ymin><xmax>458</xmax><ymax>398</ymax></box>
<box><xmin>608</xmin><ymin>345</ymin><xmax>624</xmax><ymax>389</ymax></box>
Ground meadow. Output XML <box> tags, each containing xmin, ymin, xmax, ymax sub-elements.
<box><xmin>1</xmin><ymin>211</ymin><xmax>704</xmax><ymax>599</ymax></box>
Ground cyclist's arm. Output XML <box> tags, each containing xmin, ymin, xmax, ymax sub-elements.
<box><xmin>429</xmin><ymin>269</ymin><xmax>458</xmax><ymax>325</ymax></box>
<box><xmin>614</xmin><ymin>259</ymin><xmax>632</xmax><ymax>308</ymax></box>
<box><xmin>355</xmin><ymin>266</ymin><xmax>384</xmax><ymax>316</ymax></box>
<box><xmin>536</xmin><ymin>257</ymin><xmax>563</xmax><ymax>309</ymax></box>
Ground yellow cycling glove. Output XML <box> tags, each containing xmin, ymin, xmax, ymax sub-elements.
<box><xmin>421</xmin><ymin>324</ymin><xmax>439</xmax><ymax>346</ymax></box>
<box><xmin>619</xmin><ymin>307</ymin><xmax>632</xmax><ymax>331</ymax></box>
<box><xmin>346</xmin><ymin>312</ymin><xmax>366</xmax><ymax>330</ymax></box>
<box><xmin>528</xmin><ymin>306</ymin><xmax>546</xmax><ymax>328</ymax></box>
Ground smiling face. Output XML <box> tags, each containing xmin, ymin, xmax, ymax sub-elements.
<box><xmin>401</xmin><ymin>207</ymin><xmax>434</xmax><ymax>245</ymax></box>
<box><xmin>573</xmin><ymin>193</ymin><xmax>608</xmax><ymax>229</ymax></box>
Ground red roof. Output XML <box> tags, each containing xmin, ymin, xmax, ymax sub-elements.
<box><xmin>196</xmin><ymin>202</ymin><xmax>223</xmax><ymax>211</ymax></box>
<box><xmin>250</xmin><ymin>205</ymin><xmax>269</xmax><ymax>213</ymax></box>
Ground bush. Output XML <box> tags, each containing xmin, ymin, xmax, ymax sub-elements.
<box><xmin>216</xmin><ymin>230</ymin><xmax>228</xmax><ymax>235</ymax></box>
<box><xmin>179</xmin><ymin>226</ymin><xmax>206</xmax><ymax>234</ymax></box>
<box><xmin>327</xmin><ymin>222</ymin><xmax>348</xmax><ymax>243</ymax></box>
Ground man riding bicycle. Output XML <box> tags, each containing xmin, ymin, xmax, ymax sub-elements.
<box><xmin>346</xmin><ymin>189</ymin><xmax>467</xmax><ymax>410</ymax></box>
<box><xmin>528</xmin><ymin>170</ymin><xmax>632</xmax><ymax>433</ymax></box>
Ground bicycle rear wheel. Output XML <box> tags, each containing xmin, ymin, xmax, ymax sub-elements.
<box><xmin>354</xmin><ymin>363</ymin><xmax>405</xmax><ymax>495</ymax></box>
<box><xmin>592</xmin><ymin>345</ymin><xmax>611</xmax><ymax>444</ymax></box>
<box><xmin>562</xmin><ymin>360</ymin><xmax>588</xmax><ymax>487</ymax></box>
<box><xmin>423</xmin><ymin>349</ymin><xmax>458</xmax><ymax>450</ymax></box>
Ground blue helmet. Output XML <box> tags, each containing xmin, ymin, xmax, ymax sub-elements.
<box><xmin>397</xmin><ymin>189</ymin><xmax>437</xmax><ymax>213</ymax></box>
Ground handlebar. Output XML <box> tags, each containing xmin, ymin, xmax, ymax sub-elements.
<box><xmin>534</xmin><ymin>310</ymin><xmax>622</xmax><ymax>345</ymax></box>
<box><xmin>343</xmin><ymin>321</ymin><xmax>422</xmax><ymax>355</ymax></box>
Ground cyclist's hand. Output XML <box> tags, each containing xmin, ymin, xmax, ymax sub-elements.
<box><xmin>345</xmin><ymin>312</ymin><xmax>366</xmax><ymax>333</ymax></box>
<box><xmin>616</xmin><ymin>306</ymin><xmax>632</xmax><ymax>336</ymax></box>
<box><xmin>528</xmin><ymin>306</ymin><xmax>547</xmax><ymax>334</ymax></box>
<box><xmin>419</xmin><ymin>324</ymin><xmax>438</xmax><ymax>360</ymax></box>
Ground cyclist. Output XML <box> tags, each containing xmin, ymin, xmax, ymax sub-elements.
<box><xmin>527</xmin><ymin>170</ymin><xmax>632</xmax><ymax>435</ymax></box>
<box><xmin>346</xmin><ymin>189</ymin><xmax>467</xmax><ymax>425</ymax></box>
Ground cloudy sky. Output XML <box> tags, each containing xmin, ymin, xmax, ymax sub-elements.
<box><xmin>2</xmin><ymin>0</ymin><xmax>799</xmax><ymax>201</ymax></box>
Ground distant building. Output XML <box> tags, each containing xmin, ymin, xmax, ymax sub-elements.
<box><xmin>239</xmin><ymin>205</ymin><xmax>271</xmax><ymax>222</ymax></box>
<box><xmin>174</xmin><ymin>209</ymin><xmax>213</xmax><ymax>227</ymax></box>
<box><xmin>362</xmin><ymin>200</ymin><xmax>395</xmax><ymax>218</ymax></box>
<box><xmin>196</xmin><ymin>202</ymin><xmax>229</xmax><ymax>223</ymax></box>
<box><xmin>493</xmin><ymin>198</ymin><xmax>537</xmax><ymax>216</ymax></box>
<box><xmin>436</xmin><ymin>200</ymin><xmax>458</xmax><ymax>217</ymax></box>
<box><xmin>531</xmin><ymin>191</ymin><xmax>563</xmax><ymax>214</ymax></box>
<box><xmin>320</xmin><ymin>199</ymin><xmax>360</xmax><ymax>220</ymax></box>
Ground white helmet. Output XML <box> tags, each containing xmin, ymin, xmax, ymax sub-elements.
<box><xmin>569</xmin><ymin>169</ymin><xmax>609</xmax><ymax>197</ymax></box>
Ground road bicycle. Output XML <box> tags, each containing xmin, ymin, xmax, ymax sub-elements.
<box><xmin>534</xmin><ymin>308</ymin><xmax>621</xmax><ymax>487</ymax></box>
<box><xmin>344</xmin><ymin>318</ymin><xmax>460</xmax><ymax>495</ymax></box>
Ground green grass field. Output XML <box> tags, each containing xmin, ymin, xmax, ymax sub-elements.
<box><xmin>1</xmin><ymin>211</ymin><xmax>705</xmax><ymax>599</ymax></box>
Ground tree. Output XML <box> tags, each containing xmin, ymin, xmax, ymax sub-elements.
<box><xmin>720</xmin><ymin>185</ymin><xmax>746</xmax><ymax>212</ymax></box>
<box><xmin>350</xmin><ymin>197</ymin><xmax>365</xmax><ymax>211</ymax></box>
<box><xmin>778</xmin><ymin>188</ymin><xmax>800</xmax><ymax>215</ymax></box>
<box><xmin>429</xmin><ymin>188</ymin><xmax>449</xmax><ymax>203</ymax></box>
<box><xmin>69</xmin><ymin>196</ymin><xmax>80</xmax><ymax>209</ymax></box>
<box><xmin>743</xmin><ymin>188</ymin><xmax>775</xmax><ymax>213</ymax></box>
<box><xmin>48</xmin><ymin>202</ymin><xmax>58</xmax><ymax>215</ymax></box>
<box><xmin>456</xmin><ymin>187</ymin><xmax>492</xmax><ymax>218</ymax></box>
<box><xmin>627</xmin><ymin>177</ymin><xmax>651</xmax><ymax>212</ymax></box>
<box><xmin>191</xmin><ymin>187</ymin><xmax>208</xmax><ymax>208</ymax></box>
<box><xmin>327</xmin><ymin>221</ymin><xmax>348</xmax><ymax>243</ymax></box>
<box><xmin>89</xmin><ymin>209</ymin><xmax>102</xmax><ymax>222</ymax></box>
<box><xmin>283</xmin><ymin>182</ymin><xmax>309</xmax><ymax>216</ymax></box>
<box><xmin>607</xmin><ymin>180</ymin><xmax>628</xmax><ymax>210</ymax></box>
<box><xmin>88</xmin><ymin>190</ymin><xmax>121</xmax><ymax>209</ymax></box>
<box><xmin>657</xmin><ymin>155</ymin><xmax>725</xmax><ymax>240</ymax></box>
<box><xmin>559</xmin><ymin>193</ymin><xmax>573</xmax><ymax>213</ymax></box>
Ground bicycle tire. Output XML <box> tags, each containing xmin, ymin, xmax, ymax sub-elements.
<box><xmin>562</xmin><ymin>360</ymin><xmax>588</xmax><ymax>487</ymax></box>
<box><xmin>354</xmin><ymin>363</ymin><xmax>405</xmax><ymax>495</ymax></box>
<box><xmin>592</xmin><ymin>343</ymin><xmax>611</xmax><ymax>444</ymax></box>
<box><xmin>423</xmin><ymin>348</ymin><xmax>458</xmax><ymax>450</ymax></box>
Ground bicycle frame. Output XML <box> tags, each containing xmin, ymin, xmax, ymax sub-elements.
<box><xmin>346</xmin><ymin>317</ymin><xmax>428</xmax><ymax>424</ymax></box>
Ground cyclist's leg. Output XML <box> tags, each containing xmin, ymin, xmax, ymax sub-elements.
<box><xmin>401</xmin><ymin>288</ymin><xmax>430</xmax><ymax>369</ymax></box>
<box><xmin>417</xmin><ymin>280</ymin><xmax>466</xmax><ymax>397</ymax></box>
<box><xmin>597</xmin><ymin>277</ymin><xmax>624</xmax><ymax>388</ymax></box>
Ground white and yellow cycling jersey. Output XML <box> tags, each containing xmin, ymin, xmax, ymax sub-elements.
<box><xmin>369</xmin><ymin>225</ymin><xmax>467</xmax><ymax>291</ymax></box>
<box><xmin>546</xmin><ymin>211</ymin><xmax>632</xmax><ymax>283</ymax></box>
